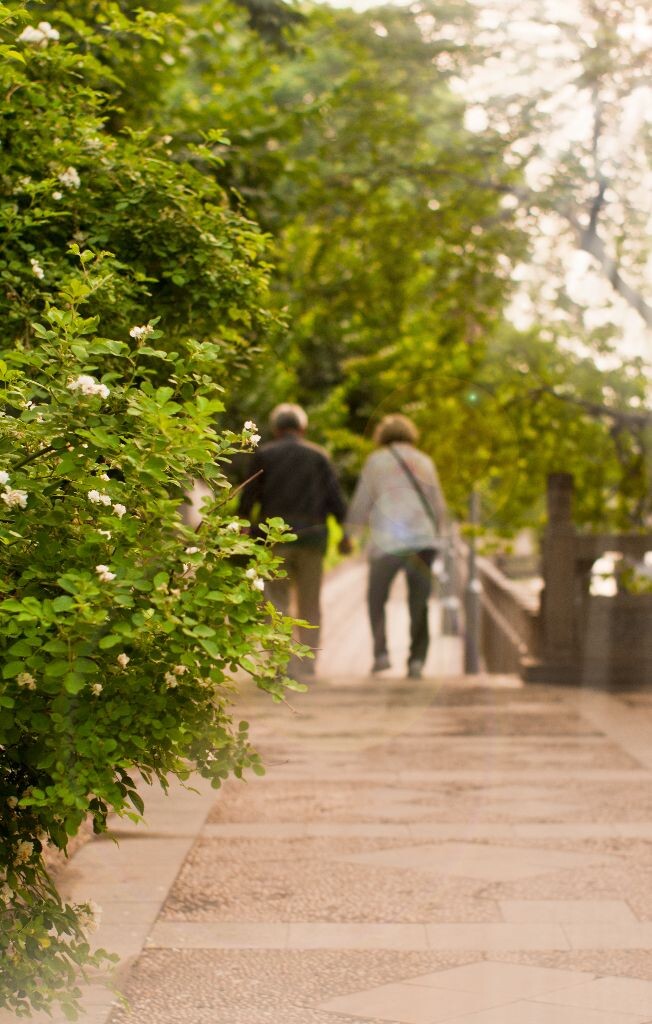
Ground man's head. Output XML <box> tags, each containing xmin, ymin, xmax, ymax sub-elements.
<box><xmin>269</xmin><ymin>402</ymin><xmax>309</xmax><ymax>437</ymax></box>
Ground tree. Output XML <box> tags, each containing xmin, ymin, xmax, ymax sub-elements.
<box><xmin>455</xmin><ymin>0</ymin><xmax>652</xmax><ymax>338</ymax></box>
<box><xmin>169</xmin><ymin>0</ymin><xmax>650</xmax><ymax>529</ymax></box>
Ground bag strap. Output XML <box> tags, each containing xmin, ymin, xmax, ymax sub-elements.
<box><xmin>388</xmin><ymin>444</ymin><xmax>439</xmax><ymax>534</ymax></box>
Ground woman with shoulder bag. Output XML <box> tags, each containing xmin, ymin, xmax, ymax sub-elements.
<box><xmin>344</xmin><ymin>414</ymin><xmax>448</xmax><ymax>679</ymax></box>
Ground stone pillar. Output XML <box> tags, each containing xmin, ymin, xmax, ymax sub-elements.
<box><xmin>541</xmin><ymin>473</ymin><xmax>577</xmax><ymax>666</ymax></box>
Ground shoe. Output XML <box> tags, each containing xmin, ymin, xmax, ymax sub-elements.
<box><xmin>371</xmin><ymin>653</ymin><xmax>391</xmax><ymax>673</ymax></box>
<box><xmin>407</xmin><ymin>659</ymin><xmax>423</xmax><ymax>679</ymax></box>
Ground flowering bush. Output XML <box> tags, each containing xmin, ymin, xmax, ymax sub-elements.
<box><xmin>0</xmin><ymin>3</ymin><xmax>298</xmax><ymax>1017</ymax></box>
<box><xmin>0</xmin><ymin>256</ymin><xmax>297</xmax><ymax>1017</ymax></box>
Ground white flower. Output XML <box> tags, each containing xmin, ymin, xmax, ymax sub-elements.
<box><xmin>76</xmin><ymin>899</ymin><xmax>102</xmax><ymax>933</ymax></box>
<box><xmin>59</xmin><ymin>166</ymin><xmax>81</xmax><ymax>190</ymax></box>
<box><xmin>0</xmin><ymin>471</ymin><xmax>9</xmax><ymax>486</ymax></box>
<box><xmin>0</xmin><ymin>882</ymin><xmax>12</xmax><ymax>905</ymax></box>
<box><xmin>117</xmin><ymin>653</ymin><xmax>130</xmax><ymax>669</ymax></box>
<box><xmin>2</xmin><ymin>487</ymin><xmax>28</xmax><ymax>509</ymax></box>
<box><xmin>173</xmin><ymin>664</ymin><xmax>187</xmax><ymax>675</ymax></box>
<box><xmin>95</xmin><ymin>564</ymin><xmax>116</xmax><ymax>583</ymax></box>
<box><xmin>112</xmin><ymin>503</ymin><xmax>126</xmax><ymax>518</ymax></box>
<box><xmin>225</xmin><ymin>520</ymin><xmax>240</xmax><ymax>533</ymax></box>
<box><xmin>18</xmin><ymin>21</ymin><xmax>60</xmax><ymax>47</ymax></box>
<box><xmin>91</xmin><ymin>683</ymin><xmax>103</xmax><ymax>696</ymax></box>
<box><xmin>7</xmin><ymin>796</ymin><xmax>18</xmax><ymax>809</ymax></box>
<box><xmin>129</xmin><ymin>324</ymin><xmax>153</xmax><ymax>341</ymax></box>
<box><xmin>99</xmin><ymin>473</ymin><xmax>110</xmax><ymax>481</ymax></box>
<box><xmin>38</xmin><ymin>20</ymin><xmax>60</xmax><ymax>42</ymax></box>
<box><xmin>52</xmin><ymin>190</ymin><xmax>63</xmax><ymax>200</ymax></box>
<box><xmin>185</xmin><ymin>546</ymin><xmax>199</xmax><ymax>555</ymax></box>
<box><xmin>88</xmin><ymin>490</ymin><xmax>111</xmax><ymax>506</ymax></box>
<box><xmin>249</xmin><ymin>434</ymin><xmax>261</xmax><ymax>447</ymax></box>
<box><xmin>68</xmin><ymin>374</ymin><xmax>110</xmax><ymax>400</ymax></box>
<box><xmin>30</xmin><ymin>258</ymin><xmax>44</xmax><ymax>280</ymax></box>
<box><xmin>245</xmin><ymin>567</ymin><xmax>265</xmax><ymax>592</ymax></box>
<box><xmin>14</xmin><ymin>841</ymin><xmax>33</xmax><ymax>865</ymax></box>
<box><xmin>164</xmin><ymin>671</ymin><xmax>178</xmax><ymax>689</ymax></box>
<box><xmin>243</xmin><ymin>420</ymin><xmax>257</xmax><ymax>432</ymax></box>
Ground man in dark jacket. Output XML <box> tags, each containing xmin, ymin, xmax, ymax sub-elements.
<box><xmin>239</xmin><ymin>403</ymin><xmax>347</xmax><ymax>675</ymax></box>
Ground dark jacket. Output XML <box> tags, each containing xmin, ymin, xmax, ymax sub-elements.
<box><xmin>239</xmin><ymin>434</ymin><xmax>346</xmax><ymax>547</ymax></box>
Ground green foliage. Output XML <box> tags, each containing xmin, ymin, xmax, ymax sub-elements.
<box><xmin>169</xmin><ymin>0</ymin><xmax>649</xmax><ymax>530</ymax></box>
<box><xmin>351</xmin><ymin>324</ymin><xmax>652</xmax><ymax>531</ymax></box>
<box><xmin>0</xmin><ymin>3</ymin><xmax>298</xmax><ymax>1016</ymax></box>
<box><xmin>1</xmin><ymin>0</ymin><xmax>275</xmax><ymax>365</ymax></box>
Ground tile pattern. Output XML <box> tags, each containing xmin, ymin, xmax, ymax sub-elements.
<box><xmin>13</xmin><ymin>562</ymin><xmax>652</xmax><ymax>1024</ymax></box>
<box><xmin>318</xmin><ymin>962</ymin><xmax>652</xmax><ymax>1023</ymax></box>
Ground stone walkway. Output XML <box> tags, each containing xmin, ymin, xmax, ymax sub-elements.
<box><xmin>6</xmin><ymin>562</ymin><xmax>652</xmax><ymax>1023</ymax></box>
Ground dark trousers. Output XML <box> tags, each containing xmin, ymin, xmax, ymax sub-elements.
<box><xmin>368</xmin><ymin>549</ymin><xmax>435</xmax><ymax>663</ymax></box>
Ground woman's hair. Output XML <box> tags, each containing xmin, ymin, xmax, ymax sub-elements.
<box><xmin>373</xmin><ymin>413</ymin><xmax>419</xmax><ymax>446</ymax></box>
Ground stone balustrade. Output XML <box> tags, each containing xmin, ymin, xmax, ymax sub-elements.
<box><xmin>464</xmin><ymin>473</ymin><xmax>652</xmax><ymax>688</ymax></box>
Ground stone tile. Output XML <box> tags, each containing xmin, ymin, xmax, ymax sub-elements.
<box><xmin>317</xmin><ymin>982</ymin><xmax>497</xmax><ymax>1023</ymax></box>
<box><xmin>480</xmin><ymin>788</ymin><xmax>566</xmax><ymax>801</ymax></box>
<box><xmin>342</xmin><ymin>842</ymin><xmax>613</xmax><ymax>882</ymax></box>
<box><xmin>396</xmin><ymin>771</ymin><xmax>652</xmax><ymax>783</ymax></box>
<box><xmin>425</xmin><ymin>924</ymin><xmax>568</xmax><ymax>951</ymax></box>
<box><xmin>95</xmin><ymin>900</ymin><xmax>162</xmax><ymax>928</ymax></box>
<box><xmin>288</xmin><ymin>923</ymin><xmax>429</xmax><ymax>950</ymax></box>
<box><xmin>404</xmin><ymin>960</ymin><xmax>595</xmax><ymax>999</ymax></box>
<box><xmin>563</xmin><ymin>690</ymin><xmax>652</xmax><ymax>771</ymax></box>
<box><xmin>440</xmin><ymin>1000</ymin><xmax>649</xmax><ymax>1023</ymax></box>
<box><xmin>88</xmin><ymin>923</ymin><xmax>150</xmax><ymax>959</ymax></box>
<box><xmin>64</xmin><ymin>879</ymin><xmax>174</xmax><ymax>904</ymax></box>
<box><xmin>147</xmin><ymin>921</ymin><xmax>289</xmax><ymax>949</ymax></box>
<box><xmin>533</xmin><ymin>975</ymin><xmax>652</xmax><ymax>1014</ymax></box>
<box><xmin>407</xmin><ymin>825</ymin><xmax>518</xmax><ymax>840</ymax></box>
<box><xmin>484</xmin><ymin>801</ymin><xmax>580</xmax><ymax>819</ymax></box>
<box><xmin>500</xmin><ymin>900</ymin><xmax>636</xmax><ymax>923</ymax></box>
<box><xmin>564</xmin><ymin>923</ymin><xmax>652</xmax><ymax>950</ymax></box>
<box><xmin>513</xmin><ymin>824</ymin><xmax>632</xmax><ymax>839</ymax></box>
<box><xmin>617</xmin><ymin>825</ymin><xmax>652</xmax><ymax>839</ymax></box>
<box><xmin>202</xmin><ymin>822</ymin><xmax>412</xmax><ymax>839</ymax></box>
<box><xmin>61</xmin><ymin>838</ymin><xmax>192</xmax><ymax>905</ymax></box>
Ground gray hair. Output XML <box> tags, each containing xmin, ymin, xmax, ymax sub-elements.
<box><xmin>269</xmin><ymin>402</ymin><xmax>308</xmax><ymax>433</ymax></box>
<box><xmin>373</xmin><ymin>413</ymin><xmax>419</xmax><ymax>446</ymax></box>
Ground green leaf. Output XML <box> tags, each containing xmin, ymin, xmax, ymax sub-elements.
<box><xmin>63</xmin><ymin>673</ymin><xmax>86</xmax><ymax>696</ymax></box>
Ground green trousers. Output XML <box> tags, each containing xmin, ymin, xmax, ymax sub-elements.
<box><xmin>265</xmin><ymin>543</ymin><xmax>324</xmax><ymax>660</ymax></box>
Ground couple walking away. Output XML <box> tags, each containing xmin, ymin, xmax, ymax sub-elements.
<box><xmin>239</xmin><ymin>404</ymin><xmax>447</xmax><ymax>680</ymax></box>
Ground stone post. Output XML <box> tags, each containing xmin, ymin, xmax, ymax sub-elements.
<box><xmin>541</xmin><ymin>473</ymin><xmax>577</xmax><ymax>666</ymax></box>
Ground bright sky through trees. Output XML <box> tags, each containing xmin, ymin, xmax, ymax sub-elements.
<box><xmin>325</xmin><ymin>0</ymin><xmax>652</xmax><ymax>362</ymax></box>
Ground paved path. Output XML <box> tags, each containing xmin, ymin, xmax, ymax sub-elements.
<box><xmin>6</xmin><ymin>563</ymin><xmax>652</xmax><ymax>1024</ymax></box>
